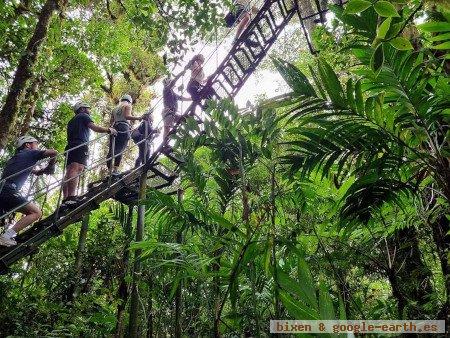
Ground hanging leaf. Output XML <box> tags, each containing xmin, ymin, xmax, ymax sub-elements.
<box><xmin>389</xmin><ymin>37</ymin><xmax>413</xmax><ymax>50</ymax></box>
<box><xmin>344</xmin><ymin>0</ymin><xmax>372</xmax><ymax>14</ymax></box>
<box><xmin>279</xmin><ymin>291</ymin><xmax>319</xmax><ymax>320</ymax></box>
<box><xmin>319</xmin><ymin>282</ymin><xmax>335</xmax><ymax>320</ymax></box>
<box><xmin>377</xmin><ymin>17</ymin><xmax>392</xmax><ymax>39</ymax></box>
<box><xmin>317</xmin><ymin>58</ymin><xmax>346</xmax><ymax>108</ymax></box>
<box><xmin>273</xmin><ymin>58</ymin><xmax>317</xmax><ymax>97</ymax></box>
<box><xmin>370</xmin><ymin>44</ymin><xmax>384</xmax><ymax>74</ymax></box>
<box><xmin>373</xmin><ymin>1</ymin><xmax>400</xmax><ymax>17</ymax></box>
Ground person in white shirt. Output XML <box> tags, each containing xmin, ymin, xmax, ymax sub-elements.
<box><xmin>233</xmin><ymin>0</ymin><xmax>259</xmax><ymax>44</ymax></box>
<box><xmin>187</xmin><ymin>54</ymin><xmax>207</xmax><ymax>103</ymax></box>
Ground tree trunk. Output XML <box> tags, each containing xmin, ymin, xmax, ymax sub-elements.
<box><xmin>0</xmin><ymin>0</ymin><xmax>57</xmax><ymax>149</ymax></box>
<box><xmin>146</xmin><ymin>276</ymin><xmax>154</xmax><ymax>338</ymax></box>
<box><xmin>19</xmin><ymin>76</ymin><xmax>43</xmax><ymax>136</ymax></box>
<box><xmin>386</xmin><ymin>226</ymin><xmax>434</xmax><ymax>319</ymax></box>
<box><xmin>115</xmin><ymin>206</ymin><xmax>134</xmax><ymax>338</ymax></box>
<box><xmin>430</xmin><ymin>213</ymin><xmax>449</xmax><ymax>327</ymax></box>
<box><xmin>128</xmin><ymin>171</ymin><xmax>147</xmax><ymax>337</ymax></box>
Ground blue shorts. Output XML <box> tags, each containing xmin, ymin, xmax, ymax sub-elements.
<box><xmin>0</xmin><ymin>184</ymin><xmax>28</xmax><ymax>214</ymax></box>
<box><xmin>66</xmin><ymin>145</ymin><xmax>89</xmax><ymax>166</ymax></box>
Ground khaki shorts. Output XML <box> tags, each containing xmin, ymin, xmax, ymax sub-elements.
<box><xmin>163</xmin><ymin>108</ymin><xmax>176</xmax><ymax>128</ymax></box>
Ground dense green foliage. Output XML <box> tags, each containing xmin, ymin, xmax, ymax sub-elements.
<box><xmin>0</xmin><ymin>0</ymin><xmax>449</xmax><ymax>336</ymax></box>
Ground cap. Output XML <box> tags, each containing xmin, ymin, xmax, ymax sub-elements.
<box><xmin>16</xmin><ymin>135</ymin><xmax>38</xmax><ymax>148</ymax></box>
<box><xmin>73</xmin><ymin>102</ymin><xmax>90</xmax><ymax>113</ymax></box>
<box><xmin>120</xmin><ymin>94</ymin><xmax>133</xmax><ymax>104</ymax></box>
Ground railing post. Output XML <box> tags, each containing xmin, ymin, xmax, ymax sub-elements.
<box><xmin>54</xmin><ymin>151</ymin><xmax>69</xmax><ymax>223</ymax></box>
<box><xmin>108</xmin><ymin>135</ymin><xmax>116</xmax><ymax>185</ymax></box>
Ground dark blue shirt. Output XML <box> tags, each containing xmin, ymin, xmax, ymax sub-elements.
<box><xmin>163</xmin><ymin>81</ymin><xmax>182</xmax><ymax>111</ymax></box>
<box><xmin>132</xmin><ymin>121</ymin><xmax>155</xmax><ymax>143</ymax></box>
<box><xmin>67</xmin><ymin>112</ymin><xmax>93</xmax><ymax>147</ymax></box>
<box><xmin>1</xmin><ymin>149</ymin><xmax>46</xmax><ymax>190</ymax></box>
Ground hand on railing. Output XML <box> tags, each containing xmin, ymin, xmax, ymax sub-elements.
<box><xmin>109</xmin><ymin>127</ymin><xmax>118</xmax><ymax>136</ymax></box>
<box><xmin>33</xmin><ymin>163</ymin><xmax>56</xmax><ymax>176</ymax></box>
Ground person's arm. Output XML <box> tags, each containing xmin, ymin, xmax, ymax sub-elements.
<box><xmin>33</xmin><ymin>149</ymin><xmax>58</xmax><ymax>175</ymax></box>
<box><xmin>176</xmin><ymin>93</ymin><xmax>191</xmax><ymax>101</ymax></box>
<box><xmin>122</xmin><ymin>104</ymin><xmax>142</xmax><ymax>121</ymax></box>
<box><xmin>171</xmin><ymin>69</ymin><xmax>187</xmax><ymax>85</ymax></box>
<box><xmin>87</xmin><ymin>122</ymin><xmax>117</xmax><ymax>135</ymax></box>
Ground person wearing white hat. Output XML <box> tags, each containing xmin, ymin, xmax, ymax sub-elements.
<box><xmin>0</xmin><ymin>136</ymin><xmax>57</xmax><ymax>246</ymax></box>
<box><xmin>62</xmin><ymin>102</ymin><xmax>117</xmax><ymax>206</ymax></box>
<box><xmin>106</xmin><ymin>94</ymin><xmax>143</xmax><ymax>175</ymax></box>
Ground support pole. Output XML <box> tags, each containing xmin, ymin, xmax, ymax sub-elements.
<box><xmin>128</xmin><ymin>120</ymin><xmax>149</xmax><ymax>338</ymax></box>
<box><xmin>115</xmin><ymin>205</ymin><xmax>134</xmax><ymax>338</ymax></box>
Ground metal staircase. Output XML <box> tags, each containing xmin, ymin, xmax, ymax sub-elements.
<box><xmin>0</xmin><ymin>0</ymin><xmax>340</xmax><ymax>274</ymax></box>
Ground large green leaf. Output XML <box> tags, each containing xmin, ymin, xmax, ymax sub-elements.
<box><xmin>317</xmin><ymin>58</ymin><xmax>346</xmax><ymax>108</ymax></box>
<box><xmin>418</xmin><ymin>21</ymin><xmax>450</xmax><ymax>32</ymax></box>
<box><xmin>373</xmin><ymin>1</ymin><xmax>400</xmax><ymax>17</ymax></box>
<box><xmin>273</xmin><ymin>58</ymin><xmax>316</xmax><ymax>97</ymax></box>
<box><xmin>344</xmin><ymin>0</ymin><xmax>372</xmax><ymax>14</ymax></box>
<box><xmin>389</xmin><ymin>37</ymin><xmax>413</xmax><ymax>50</ymax></box>
<box><xmin>279</xmin><ymin>291</ymin><xmax>319</xmax><ymax>320</ymax></box>
<box><xmin>319</xmin><ymin>282</ymin><xmax>335</xmax><ymax>320</ymax></box>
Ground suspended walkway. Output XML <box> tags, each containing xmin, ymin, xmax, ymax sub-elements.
<box><xmin>0</xmin><ymin>0</ymin><xmax>339</xmax><ymax>274</ymax></box>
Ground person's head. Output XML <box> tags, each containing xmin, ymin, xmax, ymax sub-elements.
<box><xmin>163</xmin><ymin>77</ymin><xmax>172</xmax><ymax>88</ymax></box>
<box><xmin>16</xmin><ymin>135</ymin><xmax>38</xmax><ymax>151</ymax></box>
<box><xmin>196</xmin><ymin>54</ymin><xmax>205</xmax><ymax>63</ymax></box>
<box><xmin>73</xmin><ymin>102</ymin><xmax>91</xmax><ymax>115</ymax></box>
<box><xmin>192</xmin><ymin>54</ymin><xmax>205</xmax><ymax>65</ymax></box>
<box><xmin>120</xmin><ymin>94</ymin><xmax>133</xmax><ymax>105</ymax></box>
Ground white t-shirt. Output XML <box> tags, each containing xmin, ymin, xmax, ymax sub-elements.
<box><xmin>190</xmin><ymin>61</ymin><xmax>205</xmax><ymax>83</ymax></box>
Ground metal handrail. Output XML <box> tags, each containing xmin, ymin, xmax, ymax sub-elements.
<box><xmin>0</xmin><ymin>130</ymin><xmax>157</xmax><ymax>222</ymax></box>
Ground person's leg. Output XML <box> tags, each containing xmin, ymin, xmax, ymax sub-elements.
<box><xmin>164</xmin><ymin>113</ymin><xmax>175</xmax><ymax>139</ymax></box>
<box><xmin>106</xmin><ymin>134</ymin><xmax>114</xmax><ymax>170</ymax></box>
<box><xmin>11</xmin><ymin>202</ymin><xmax>42</xmax><ymax>233</ymax></box>
<box><xmin>0</xmin><ymin>201</ymin><xmax>42</xmax><ymax>246</ymax></box>
<box><xmin>65</xmin><ymin>162</ymin><xmax>84</xmax><ymax>198</ymax></box>
<box><xmin>136</xmin><ymin>142</ymin><xmax>144</xmax><ymax>167</ymax></box>
<box><xmin>235</xmin><ymin>12</ymin><xmax>250</xmax><ymax>40</ymax></box>
<box><xmin>113</xmin><ymin>124</ymin><xmax>130</xmax><ymax>171</ymax></box>
<box><xmin>145</xmin><ymin>141</ymin><xmax>151</xmax><ymax>162</ymax></box>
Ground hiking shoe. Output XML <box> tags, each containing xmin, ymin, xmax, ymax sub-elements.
<box><xmin>111</xmin><ymin>168</ymin><xmax>121</xmax><ymax>176</ymax></box>
<box><xmin>0</xmin><ymin>235</ymin><xmax>17</xmax><ymax>247</ymax></box>
<box><xmin>61</xmin><ymin>196</ymin><xmax>80</xmax><ymax>207</ymax></box>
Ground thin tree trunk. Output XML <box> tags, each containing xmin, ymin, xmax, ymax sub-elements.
<box><xmin>146</xmin><ymin>276</ymin><xmax>154</xmax><ymax>338</ymax></box>
<box><xmin>430</xmin><ymin>213</ymin><xmax>449</xmax><ymax>327</ymax></box>
<box><xmin>115</xmin><ymin>206</ymin><xmax>134</xmax><ymax>338</ymax></box>
<box><xmin>0</xmin><ymin>0</ymin><xmax>57</xmax><ymax>149</ymax></box>
<box><xmin>270</xmin><ymin>165</ymin><xmax>280</xmax><ymax>320</ymax></box>
<box><xmin>67</xmin><ymin>212</ymin><xmax>90</xmax><ymax>301</ymax></box>
<box><xmin>128</xmin><ymin>171</ymin><xmax>147</xmax><ymax>337</ymax></box>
